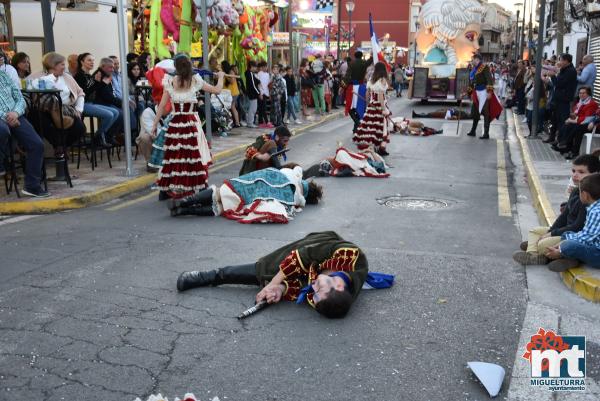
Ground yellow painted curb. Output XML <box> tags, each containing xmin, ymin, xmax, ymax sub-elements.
<box><xmin>511</xmin><ymin>111</ymin><xmax>600</xmax><ymax>303</ymax></box>
<box><xmin>0</xmin><ymin>111</ymin><xmax>345</xmax><ymax>215</ymax></box>
<box><xmin>0</xmin><ymin>173</ymin><xmax>156</xmax><ymax>215</ymax></box>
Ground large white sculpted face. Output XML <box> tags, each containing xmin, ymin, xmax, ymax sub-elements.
<box><xmin>416</xmin><ymin>0</ymin><xmax>484</xmax><ymax>67</ymax></box>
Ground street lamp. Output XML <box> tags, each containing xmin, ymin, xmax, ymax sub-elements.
<box><xmin>346</xmin><ymin>0</ymin><xmax>355</xmax><ymax>55</ymax></box>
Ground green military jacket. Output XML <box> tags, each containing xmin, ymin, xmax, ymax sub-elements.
<box><xmin>469</xmin><ymin>64</ymin><xmax>494</xmax><ymax>92</ymax></box>
<box><xmin>255</xmin><ymin>231</ymin><xmax>369</xmax><ymax>305</ymax></box>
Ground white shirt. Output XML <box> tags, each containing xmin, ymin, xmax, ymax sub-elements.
<box><xmin>140</xmin><ymin>107</ymin><xmax>157</xmax><ymax>138</ymax></box>
<box><xmin>257</xmin><ymin>71</ymin><xmax>270</xmax><ymax>97</ymax></box>
<box><xmin>0</xmin><ymin>63</ymin><xmax>20</xmax><ymax>87</ymax></box>
<box><xmin>43</xmin><ymin>74</ymin><xmax>85</xmax><ymax>112</ymax></box>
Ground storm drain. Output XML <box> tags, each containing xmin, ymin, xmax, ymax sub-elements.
<box><xmin>376</xmin><ymin>195</ymin><xmax>452</xmax><ymax>210</ymax></box>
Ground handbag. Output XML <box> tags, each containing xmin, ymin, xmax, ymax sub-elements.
<box><xmin>301</xmin><ymin>76</ymin><xmax>315</xmax><ymax>89</ymax></box>
<box><xmin>38</xmin><ymin>94</ymin><xmax>76</xmax><ymax>129</ymax></box>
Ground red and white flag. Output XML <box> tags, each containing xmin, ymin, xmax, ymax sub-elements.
<box><xmin>369</xmin><ymin>13</ymin><xmax>390</xmax><ymax>71</ymax></box>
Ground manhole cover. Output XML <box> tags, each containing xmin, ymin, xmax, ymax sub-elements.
<box><xmin>377</xmin><ymin>195</ymin><xmax>451</xmax><ymax>210</ymax></box>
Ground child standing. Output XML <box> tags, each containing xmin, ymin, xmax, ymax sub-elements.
<box><xmin>284</xmin><ymin>66</ymin><xmax>301</xmax><ymax>124</ymax></box>
<box><xmin>269</xmin><ymin>64</ymin><xmax>286</xmax><ymax>127</ymax></box>
<box><xmin>257</xmin><ymin>61</ymin><xmax>272</xmax><ymax>128</ymax></box>
<box><xmin>546</xmin><ymin>173</ymin><xmax>600</xmax><ymax>271</ymax></box>
<box><xmin>244</xmin><ymin>61</ymin><xmax>260</xmax><ymax>128</ymax></box>
<box><xmin>513</xmin><ymin>155</ymin><xmax>600</xmax><ymax>265</ymax></box>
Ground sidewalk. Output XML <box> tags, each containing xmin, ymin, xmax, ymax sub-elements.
<box><xmin>511</xmin><ymin>111</ymin><xmax>600</xmax><ymax>303</ymax></box>
<box><xmin>0</xmin><ymin>110</ymin><xmax>343</xmax><ymax>215</ymax></box>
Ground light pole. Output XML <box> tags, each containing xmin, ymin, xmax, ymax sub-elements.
<box><xmin>520</xmin><ymin>0</ymin><xmax>527</xmax><ymax>59</ymax></box>
<box><xmin>514</xmin><ymin>4</ymin><xmax>522</xmax><ymax>61</ymax></box>
<box><xmin>346</xmin><ymin>1</ymin><xmax>355</xmax><ymax>54</ymax></box>
<box><xmin>413</xmin><ymin>21</ymin><xmax>420</xmax><ymax>67</ymax></box>
<box><xmin>336</xmin><ymin>0</ymin><xmax>342</xmax><ymax>60</ymax></box>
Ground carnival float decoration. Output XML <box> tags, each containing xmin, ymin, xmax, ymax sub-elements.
<box><xmin>137</xmin><ymin>0</ymin><xmax>276</xmax><ymax>66</ymax></box>
<box><xmin>411</xmin><ymin>0</ymin><xmax>484</xmax><ymax>100</ymax></box>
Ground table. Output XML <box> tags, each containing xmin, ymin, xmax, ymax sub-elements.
<box><xmin>21</xmin><ymin>88</ymin><xmax>73</xmax><ymax>188</ymax></box>
<box><xmin>135</xmin><ymin>85</ymin><xmax>154</xmax><ymax>109</ymax></box>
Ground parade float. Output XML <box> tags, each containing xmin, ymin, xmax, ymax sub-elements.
<box><xmin>409</xmin><ymin>0</ymin><xmax>484</xmax><ymax>101</ymax></box>
<box><xmin>132</xmin><ymin>0</ymin><xmax>283</xmax><ymax>77</ymax></box>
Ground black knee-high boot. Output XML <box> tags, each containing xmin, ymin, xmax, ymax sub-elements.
<box><xmin>170</xmin><ymin>205</ymin><xmax>215</xmax><ymax>217</ymax></box>
<box><xmin>177</xmin><ymin>264</ymin><xmax>258</xmax><ymax>291</ymax></box>
<box><xmin>167</xmin><ymin>188</ymin><xmax>214</xmax><ymax>210</ymax></box>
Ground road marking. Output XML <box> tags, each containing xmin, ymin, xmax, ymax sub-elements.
<box><xmin>497</xmin><ymin>138</ymin><xmax>512</xmax><ymax>217</ymax></box>
<box><xmin>105</xmin><ymin>191</ymin><xmax>156</xmax><ymax>211</ymax></box>
<box><xmin>0</xmin><ymin>215</ymin><xmax>39</xmax><ymax>226</ymax></box>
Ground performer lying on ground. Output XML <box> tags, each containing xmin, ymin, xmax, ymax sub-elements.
<box><xmin>390</xmin><ymin>117</ymin><xmax>444</xmax><ymax>136</ymax></box>
<box><xmin>301</xmin><ymin>146</ymin><xmax>389</xmax><ymax>178</ymax></box>
<box><xmin>167</xmin><ymin>166</ymin><xmax>323</xmax><ymax>223</ymax></box>
<box><xmin>176</xmin><ymin>231</ymin><xmax>394</xmax><ymax>318</ymax></box>
<box><xmin>239</xmin><ymin>126</ymin><xmax>292</xmax><ymax>176</ymax></box>
<box><xmin>412</xmin><ymin>108</ymin><xmax>473</xmax><ymax>120</ymax></box>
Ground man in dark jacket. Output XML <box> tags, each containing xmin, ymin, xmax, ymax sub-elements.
<box><xmin>343</xmin><ymin>51</ymin><xmax>373</xmax><ymax>122</ymax></box>
<box><xmin>513</xmin><ymin>154</ymin><xmax>600</xmax><ymax>265</ymax></box>
<box><xmin>176</xmin><ymin>231</ymin><xmax>369</xmax><ymax>318</ymax></box>
<box><xmin>513</xmin><ymin>61</ymin><xmax>526</xmax><ymax>115</ymax></box>
<box><xmin>94</xmin><ymin>57</ymin><xmax>123</xmax><ymax>145</ymax></box>
<box><xmin>545</xmin><ymin>53</ymin><xmax>578</xmax><ymax>143</ymax></box>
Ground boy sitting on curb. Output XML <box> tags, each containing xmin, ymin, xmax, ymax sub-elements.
<box><xmin>513</xmin><ymin>155</ymin><xmax>600</xmax><ymax>266</ymax></box>
<box><xmin>546</xmin><ymin>173</ymin><xmax>600</xmax><ymax>272</ymax></box>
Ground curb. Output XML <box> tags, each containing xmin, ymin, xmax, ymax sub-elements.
<box><xmin>511</xmin><ymin>111</ymin><xmax>600</xmax><ymax>303</ymax></box>
<box><xmin>0</xmin><ymin>111</ymin><xmax>344</xmax><ymax>215</ymax></box>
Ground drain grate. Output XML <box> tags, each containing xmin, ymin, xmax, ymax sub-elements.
<box><xmin>377</xmin><ymin>195</ymin><xmax>452</xmax><ymax>210</ymax></box>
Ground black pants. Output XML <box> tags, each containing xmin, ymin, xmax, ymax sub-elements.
<box><xmin>469</xmin><ymin>100</ymin><xmax>491</xmax><ymax>136</ymax></box>
<box><xmin>281</xmin><ymin>98</ymin><xmax>287</xmax><ymax>123</ymax></box>
<box><xmin>39</xmin><ymin>113</ymin><xmax>84</xmax><ymax>154</ymax></box>
<box><xmin>553</xmin><ymin>101</ymin><xmax>572</xmax><ymax>137</ymax></box>
<box><xmin>257</xmin><ymin>97</ymin><xmax>269</xmax><ymax>124</ymax></box>
<box><xmin>558</xmin><ymin>123</ymin><xmax>588</xmax><ymax>153</ymax></box>
<box><xmin>516</xmin><ymin>87</ymin><xmax>526</xmax><ymax>114</ymax></box>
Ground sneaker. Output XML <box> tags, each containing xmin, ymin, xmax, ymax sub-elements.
<box><xmin>240</xmin><ymin>121</ymin><xmax>247</xmax><ymax>127</ymax></box>
<box><xmin>512</xmin><ymin>251</ymin><xmax>549</xmax><ymax>266</ymax></box>
<box><xmin>548</xmin><ymin>258</ymin><xmax>579</xmax><ymax>272</ymax></box>
<box><xmin>522</xmin><ymin>117</ymin><xmax>528</xmax><ymax>123</ymax></box>
<box><xmin>295</xmin><ymin>119</ymin><xmax>303</xmax><ymax>124</ymax></box>
<box><xmin>22</xmin><ymin>187</ymin><xmax>50</xmax><ymax>198</ymax></box>
<box><xmin>247</xmin><ymin>124</ymin><xmax>258</xmax><ymax>128</ymax></box>
<box><xmin>520</xmin><ymin>241</ymin><xmax>528</xmax><ymax>251</ymax></box>
<box><xmin>285</xmin><ymin>119</ymin><xmax>291</xmax><ymax>124</ymax></box>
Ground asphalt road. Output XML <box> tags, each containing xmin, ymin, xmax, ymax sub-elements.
<box><xmin>0</xmin><ymin>97</ymin><xmax>527</xmax><ymax>401</ymax></box>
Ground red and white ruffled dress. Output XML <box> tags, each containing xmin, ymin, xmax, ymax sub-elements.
<box><xmin>156</xmin><ymin>74</ymin><xmax>212</xmax><ymax>197</ymax></box>
<box><xmin>352</xmin><ymin>79</ymin><xmax>390</xmax><ymax>151</ymax></box>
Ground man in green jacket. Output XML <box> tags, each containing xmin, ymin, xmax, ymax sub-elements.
<box><xmin>176</xmin><ymin>231</ymin><xmax>369</xmax><ymax>318</ymax></box>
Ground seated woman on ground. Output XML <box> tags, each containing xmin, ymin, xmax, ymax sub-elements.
<box><xmin>167</xmin><ymin>165</ymin><xmax>323</xmax><ymax>224</ymax></box>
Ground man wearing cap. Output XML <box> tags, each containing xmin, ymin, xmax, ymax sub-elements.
<box><xmin>175</xmin><ymin>231</ymin><xmax>388</xmax><ymax>318</ymax></box>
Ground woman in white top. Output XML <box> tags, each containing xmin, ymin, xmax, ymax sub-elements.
<box><xmin>352</xmin><ymin>62</ymin><xmax>391</xmax><ymax>156</ymax></box>
<box><xmin>152</xmin><ymin>54</ymin><xmax>225</xmax><ymax>200</ymax></box>
<box><xmin>40</xmin><ymin>52</ymin><xmax>86</xmax><ymax>157</ymax></box>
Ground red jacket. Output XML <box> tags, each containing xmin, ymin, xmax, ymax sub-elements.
<box><xmin>573</xmin><ymin>99</ymin><xmax>598</xmax><ymax>124</ymax></box>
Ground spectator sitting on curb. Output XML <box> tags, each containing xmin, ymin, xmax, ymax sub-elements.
<box><xmin>545</xmin><ymin>173</ymin><xmax>600</xmax><ymax>271</ymax></box>
<box><xmin>513</xmin><ymin>155</ymin><xmax>600</xmax><ymax>266</ymax></box>
<box><xmin>551</xmin><ymin>86</ymin><xmax>598</xmax><ymax>159</ymax></box>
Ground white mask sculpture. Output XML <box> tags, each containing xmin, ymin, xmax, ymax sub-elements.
<box><xmin>415</xmin><ymin>0</ymin><xmax>484</xmax><ymax>78</ymax></box>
